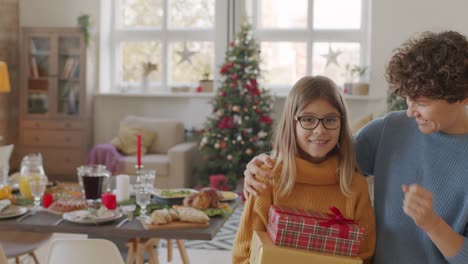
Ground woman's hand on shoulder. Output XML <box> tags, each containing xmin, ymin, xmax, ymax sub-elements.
<box><xmin>243</xmin><ymin>153</ymin><xmax>274</xmax><ymax>199</ymax></box>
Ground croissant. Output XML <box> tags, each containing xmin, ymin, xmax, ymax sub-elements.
<box><xmin>175</xmin><ymin>206</ymin><xmax>209</xmax><ymax>224</ymax></box>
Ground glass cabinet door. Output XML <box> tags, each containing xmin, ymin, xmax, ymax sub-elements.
<box><xmin>57</xmin><ymin>36</ymin><xmax>81</xmax><ymax>116</ymax></box>
<box><xmin>27</xmin><ymin>36</ymin><xmax>51</xmax><ymax>115</ymax></box>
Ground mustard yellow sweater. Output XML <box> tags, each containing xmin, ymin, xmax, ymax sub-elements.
<box><xmin>232</xmin><ymin>156</ymin><xmax>376</xmax><ymax>263</ymax></box>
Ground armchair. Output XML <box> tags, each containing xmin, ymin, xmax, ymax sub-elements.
<box><xmin>116</xmin><ymin>116</ymin><xmax>197</xmax><ymax>188</ymax></box>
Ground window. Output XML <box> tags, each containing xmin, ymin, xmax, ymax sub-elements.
<box><xmin>248</xmin><ymin>0</ymin><xmax>370</xmax><ymax>90</ymax></box>
<box><xmin>106</xmin><ymin>0</ymin><xmax>369</xmax><ymax>93</ymax></box>
<box><xmin>111</xmin><ymin>0</ymin><xmax>225</xmax><ymax>92</ymax></box>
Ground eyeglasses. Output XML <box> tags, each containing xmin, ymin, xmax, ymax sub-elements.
<box><xmin>295</xmin><ymin>115</ymin><xmax>342</xmax><ymax>130</ymax></box>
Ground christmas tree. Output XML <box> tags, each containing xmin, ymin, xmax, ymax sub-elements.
<box><xmin>197</xmin><ymin>22</ymin><xmax>274</xmax><ymax>189</ymax></box>
<box><xmin>387</xmin><ymin>90</ymin><xmax>408</xmax><ymax>111</ymax></box>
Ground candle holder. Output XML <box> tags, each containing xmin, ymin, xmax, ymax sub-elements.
<box><xmin>135</xmin><ymin>164</ymin><xmax>144</xmax><ymax>175</ymax></box>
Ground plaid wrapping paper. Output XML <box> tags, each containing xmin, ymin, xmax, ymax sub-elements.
<box><xmin>267</xmin><ymin>205</ymin><xmax>364</xmax><ymax>257</ymax></box>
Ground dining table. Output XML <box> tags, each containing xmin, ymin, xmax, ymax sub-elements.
<box><xmin>0</xmin><ymin>197</ymin><xmax>242</xmax><ymax>264</ymax></box>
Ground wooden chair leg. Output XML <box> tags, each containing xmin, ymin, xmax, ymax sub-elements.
<box><xmin>167</xmin><ymin>239</ymin><xmax>173</xmax><ymax>262</ymax></box>
<box><xmin>176</xmin><ymin>240</ymin><xmax>190</xmax><ymax>264</ymax></box>
<box><xmin>145</xmin><ymin>239</ymin><xmax>159</xmax><ymax>264</ymax></box>
<box><xmin>126</xmin><ymin>239</ymin><xmax>136</xmax><ymax>264</ymax></box>
<box><xmin>30</xmin><ymin>252</ymin><xmax>40</xmax><ymax>264</ymax></box>
<box><xmin>15</xmin><ymin>256</ymin><xmax>20</xmax><ymax>264</ymax></box>
<box><xmin>135</xmin><ymin>238</ymin><xmax>146</xmax><ymax>264</ymax></box>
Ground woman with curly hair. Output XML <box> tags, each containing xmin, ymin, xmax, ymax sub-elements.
<box><xmin>243</xmin><ymin>31</ymin><xmax>468</xmax><ymax>264</ymax></box>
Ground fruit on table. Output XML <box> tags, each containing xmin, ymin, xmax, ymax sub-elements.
<box><xmin>0</xmin><ymin>185</ymin><xmax>12</xmax><ymax>199</ymax></box>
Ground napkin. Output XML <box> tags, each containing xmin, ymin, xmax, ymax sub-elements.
<box><xmin>71</xmin><ymin>207</ymin><xmax>114</xmax><ymax>221</ymax></box>
<box><xmin>0</xmin><ymin>199</ymin><xmax>11</xmax><ymax>212</ymax></box>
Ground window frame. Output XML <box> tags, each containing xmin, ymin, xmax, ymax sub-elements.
<box><xmin>248</xmin><ymin>0</ymin><xmax>371</xmax><ymax>92</ymax></box>
<box><xmin>103</xmin><ymin>0</ymin><xmax>370</xmax><ymax>94</ymax></box>
<box><xmin>109</xmin><ymin>0</ymin><xmax>228</xmax><ymax>93</ymax></box>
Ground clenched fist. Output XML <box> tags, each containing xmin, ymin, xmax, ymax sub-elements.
<box><xmin>402</xmin><ymin>184</ymin><xmax>441</xmax><ymax>232</ymax></box>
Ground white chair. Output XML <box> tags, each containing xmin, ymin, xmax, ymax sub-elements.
<box><xmin>0</xmin><ymin>231</ymin><xmax>51</xmax><ymax>264</ymax></box>
<box><xmin>47</xmin><ymin>239</ymin><xmax>125</xmax><ymax>264</ymax></box>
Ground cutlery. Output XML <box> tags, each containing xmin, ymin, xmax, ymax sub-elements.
<box><xmin>116</xmin><ymin>218</ymin><xmax>129</xmax><ymax>228</ymax></box>
<box><xmin>16</xmin><ymin>211</ymin><xmax>32</xmax><ymax>222</ymax></box>
<box><xmin>53</xmin><ymin>218</ymin><xmax>64</xmax><ymax>226</ymax></box>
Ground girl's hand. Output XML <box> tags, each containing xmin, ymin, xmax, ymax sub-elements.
<box><xmin>243</xmin><ymin>153</ymin><xmax>274</xmax><ymax>198</ymax></box>
<box><xmin>402</xmin><ymin>184</ymin><xmax>441</xmax><ymax>232</ymax></box>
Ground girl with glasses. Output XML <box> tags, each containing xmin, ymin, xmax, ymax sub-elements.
<box><xmin>232</xmin><ymin>76</ymin><xmax>376</xmax><ymax>263</ymax></box>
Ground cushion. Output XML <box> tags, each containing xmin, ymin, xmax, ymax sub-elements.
<box><xmin>111</xmin><ymin>125</ymin><xmax>156</xmax><ymax>155</ymax></box>
<box><xmin>351</xmin><ymin>114</ymin><xmax>373</xmax><ymax>134</ymax></box>
<box><xmin>121</xmin><ymin>116</ymin><xmax>184</xmax><ymax>153</ymax></box>
<box><xmin>0</xmin><ymin>144</ymin><xmax>14</xmax><ymax>168</ymax></box>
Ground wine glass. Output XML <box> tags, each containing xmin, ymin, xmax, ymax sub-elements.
<box><xmin>30</xmin><ymin>177</ymin><xmax>47</xmax><ymax>213</ymax></box>
<box><xmin>134</xmin><ymin>184</ymin><xmax>152</xmax><ymax>222</ymax></box>
<box><xmin>136</xmin><ymin>170</ymin><xmax>156</xmax><ymax>187</ymax></box>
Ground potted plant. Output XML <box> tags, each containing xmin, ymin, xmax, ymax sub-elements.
<box><xmin>198</xmin><ymin>70</ymin><xmax>213</xmax><ymax>92</ymax></box>
<box><xmin>344</xmin><ymin>64</ymin><xmax>370</xmax><ymax>95</ymax></box>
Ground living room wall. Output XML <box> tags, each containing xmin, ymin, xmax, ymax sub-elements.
<box><xmin>0</xmin><ymin>0</ymin><xmax>19</xmax><ymax>145</ymax></box>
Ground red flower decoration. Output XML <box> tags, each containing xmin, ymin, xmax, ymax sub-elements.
<box><xmin>218</xmin><ymin>116</ymin><xmax>235</xmax><ymax>129</ymax></box>
<box><xmin>244</xmin><ymin>79</ymin><xmax>260</xmax><ymax>96</ymax></box>
<box><xmin>220</xmin><ymin>141</ymin><xmax>227</xmax><ymax>149</ymax></box>
<box><xmin>220</xmin><ymin>62</ymin><xmax>235</xmax><ymax>74</ymax></box>
<box><xmin>259</xmin><ymin>115</ymin><xmax>273</xmax><ymax>124</ymax></box>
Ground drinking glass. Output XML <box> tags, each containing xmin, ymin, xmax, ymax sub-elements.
<box><xmin>30</xmin><ymin>177</ymin><xmax>47</xmax><ymax>212</ymax></box>
<box><xmin>134</xmin><ymin>184</ymin><xmax>151</xmax><ymax>221</ymax></box>
<box><xmin>136</xmin><ymin>169</ymin><xmax>156</xmax><ymax>188</ymax></box>
<box><xmin>77</xmin><ymin>165</ymin><xmax>110</xmax><ymax>208</ymax></box>
<box><xmin>19</xmin><ymin>153</ymin><xmax>48</xmax><ymax>198</ymax></box>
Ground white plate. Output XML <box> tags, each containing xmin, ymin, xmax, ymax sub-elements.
<box><xmin>219</xmin><ymin>191</ymin><xmax>239</xmax><ymax>202</ymax></box>
<box><xmin>0</xmin><ymin>206</ymin><xmax>28</xmax><ymax>219</ymax></box>
<box><xmin>152</xmin><ymin>188</ymin><xmax>198</xmax><ymax>199</ymax></box>
<box><xmin>63</xmin><ymin>210</ymin><xmax>122</xmax><ymax>224</ymax></box>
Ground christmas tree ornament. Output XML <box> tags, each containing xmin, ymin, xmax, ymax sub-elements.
<box><xmin>214</xmin><ymin>143</ymin><xmax>220</xmax><ymax>149</ymax></box>
<box><xmin>245</xmin><ymin>148</ymin><xmax>253</xmax><ymax>155</ymax></box>
<box><xmin>176</xmin><ymin>42</ymin><xmax>197</xmax><ymax>65</ymax></box>
<box><xmin>232</xmin><ymin>105</ymin><xmax>240</xmax><ymax>112</ymax></box>
<box><xmin>321</xmin><ymin>45</ymin><xmax>342</xmax><ymax>67</ymax></box>
<box><xmin>227</xmin><ymin>154</ymin><xmax>233</xmax><ymax>160</ymax></box>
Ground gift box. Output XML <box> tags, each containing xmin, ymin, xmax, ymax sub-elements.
<box><xmin>267</xmin><ymin>205</ymin><xmax>364</xmax><ymax>257</ymax></box>
<box><xmin>250</xmin><ymin>230</ymin><xmax>362</xmax><ymax>264</ymax></box>
<box><xmin>209</xmin><ymin>174</ymin><xmax>228</xmax><ymax>191</ymax></box>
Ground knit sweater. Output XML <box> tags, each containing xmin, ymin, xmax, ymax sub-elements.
<box><xmin>232</xmin><ymin>156</ymin><xmax>376</xmax><ymax>263</ymax></box>
<box><xmin>354</xmin><ymin>111</ymin><xmax>468</xmax><ymax>264</ymax></box>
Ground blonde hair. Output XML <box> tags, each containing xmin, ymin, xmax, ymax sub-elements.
<box><xmin>271</xmin><ymin>76</ymin><xmax>357</xmax><ymax>197</ymax></box>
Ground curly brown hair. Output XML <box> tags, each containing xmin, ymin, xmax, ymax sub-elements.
<box><xmin>385</xmin><ymin>31</ymin><xmax>468</xmax><ymax>103</ymax></box>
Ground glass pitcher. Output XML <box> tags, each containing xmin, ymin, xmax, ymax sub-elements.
<box><xmin>19</xmin><ymin>153</ymin><xmax>48</xmax><ymax>198</ymax></box>
<box><xmin>77</xmin><ymin>165</ymin><xmax>111</xmax><ymax>206</ymax></box>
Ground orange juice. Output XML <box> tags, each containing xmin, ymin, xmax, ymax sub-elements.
<box><xmin>19</xmin><ymin>173</ymin><xmax>42</xmax><ymax>198</ymax></box>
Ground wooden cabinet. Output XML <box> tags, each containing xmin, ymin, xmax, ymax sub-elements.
<box><xmin>19</xmin><ymin>28</ymin><xmax>92</xmax><ymax>181</ymax></box>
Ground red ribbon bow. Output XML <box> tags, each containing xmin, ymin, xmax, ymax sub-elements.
<box><xmin>274</xmin><ymin>206</ymin><xmax>356</xmax><ymax>239</ymax></box>
<box><xmin>319</xmin><ymin>206</ymin><xmax>356</xmax><ymax>239</ymax></box>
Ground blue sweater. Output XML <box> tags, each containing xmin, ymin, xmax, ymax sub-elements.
<box><xmin>354</xmin><ymin>111</ymin><xmax>468</xmax><ymax>264</ymax></box>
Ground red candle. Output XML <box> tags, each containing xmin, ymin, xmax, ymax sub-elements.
<box><xmin>137</xmin><ymin>134</ymin><xmax>141</xmax><ymax>166</ymax></box>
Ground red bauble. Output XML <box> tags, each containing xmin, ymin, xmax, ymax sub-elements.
<box><xmin>195</xmin><ymin>86</ymin><xmax>203</xmax><ymax>93</ymax></box>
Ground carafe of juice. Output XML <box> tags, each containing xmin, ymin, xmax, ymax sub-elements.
<box><xmin>19</xmin><ymin>153</ymin><xmax>47</xmax><ymax>198</ymax></box>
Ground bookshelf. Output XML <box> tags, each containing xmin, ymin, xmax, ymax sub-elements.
<box><xmin>19</xmin><ymin>27</ymin><xmax>92</xmax><ymax>181</ymax></box>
